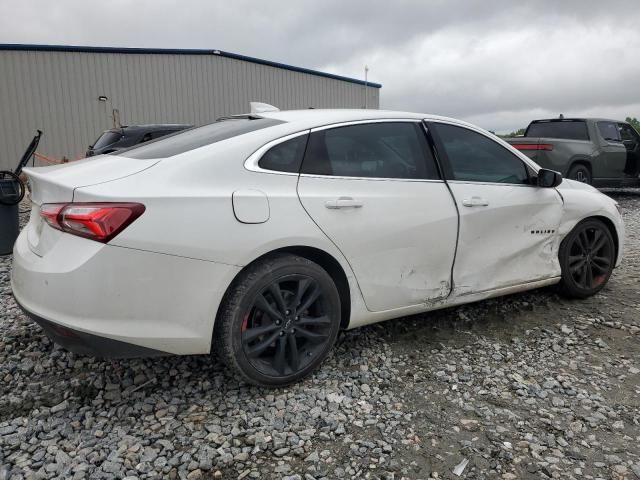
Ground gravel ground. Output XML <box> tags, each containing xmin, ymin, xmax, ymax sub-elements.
<box><xmin>1</xmin><ymin>192</ymin><xmax>640</xmax><ymax>480</ymax></box>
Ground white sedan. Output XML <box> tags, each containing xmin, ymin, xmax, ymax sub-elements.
<box><xmin>11</xmin><ymin>108</ymin><xmax>624</xmax><ymax>386</ymax></box>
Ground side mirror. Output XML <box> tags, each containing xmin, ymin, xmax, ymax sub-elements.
<box><xmin>537</xmin><ymin>168</ymin><xmax>563</xmax><ymax>188</ymax></box>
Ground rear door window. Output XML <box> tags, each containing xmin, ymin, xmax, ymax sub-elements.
<box><xmin>432</xmin><ymin>123</ymin><xmax>529</xmax><ymax>184</ymax></box>
<box><xmin>301</xmin><ymin>122</ymin><xmax>439</xmax><ymax>179</ymax></box>
<box><xmin>597</xmin><ymin>122</ymin><xmax>622</xmax><ymax>142</ymax></box>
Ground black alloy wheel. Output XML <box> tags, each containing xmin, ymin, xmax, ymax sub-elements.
<box><xmin>559</xmin><ymin>219</ymin><xmax>615</xmax><ymax>298</ymax></box>
<box><xmin>242</xmin><ymin>274</ymin><xmax>333</xmax><ymax>376</ymax></box>
<box><xmin>216</xmin><ymin>254</ymin><xmax>341</xmax><ymax>386</ymax></box>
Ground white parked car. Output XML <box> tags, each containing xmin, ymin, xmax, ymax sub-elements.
<box><xmin>11</xmin><ymin>108</ymin><xmax>624</xmax><ymax>386</ymax></box>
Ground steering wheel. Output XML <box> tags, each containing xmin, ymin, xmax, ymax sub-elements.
<box><xmin>0</xmin><ymin>171</ymin><xmax>26</xmax><ymax>206</ymax></box>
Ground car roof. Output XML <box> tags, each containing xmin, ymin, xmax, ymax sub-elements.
<box><xmin>530</xmin><ymin>118</ymin><xmax>625</xmax><ymax>124</ymax></box>
<box><xmin>257</xmin><ymin>109</ymin><xmax>473</xmax><ymax>130</ymax></box>
<box><xmin>109</xmin><ymin>111</ymin><xmax>475</xmax><ymax>140</ymax></box>
<box><xmin>115</xmin><ymin>108</ymin><xmax>542</xmax><ymax>171</ymax></box>
<box><xmin>260</xmin><ymin>109</ymin><xmax>424</xmax><ymax>122</ymax></box>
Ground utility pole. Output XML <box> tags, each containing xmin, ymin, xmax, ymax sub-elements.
<box><xmin>364</xmin><ymin>65</ymin><xmax>369</xmax><ymax>109</ymax></box>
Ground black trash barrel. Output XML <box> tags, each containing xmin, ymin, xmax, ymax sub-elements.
<box><xmin>0</xmin><ymin>175</ymin><xmax>23</xmax><ymax>255</ymax></box>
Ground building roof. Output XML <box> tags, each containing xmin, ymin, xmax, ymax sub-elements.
<box><xmin>0</xmin><ymin>43</ymin><xmax>382</xmax><ymax>89</ymax></box>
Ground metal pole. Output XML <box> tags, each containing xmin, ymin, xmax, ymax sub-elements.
<box><xmin>364</xmin><ymin>65</ymin><xmax>369</xmax><ymax>109</ymax></box>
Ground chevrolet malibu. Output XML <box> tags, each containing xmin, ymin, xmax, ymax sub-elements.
<box><xmin>11</xmin><ymin>108</ymin><xmax>624</xmax><ymax>386</ymax></box>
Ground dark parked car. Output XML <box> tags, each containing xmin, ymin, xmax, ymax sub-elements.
<box><xmin>86</xmin><ymin>124</ymin><xmax>192</xmax><ymax>157</ymax></box>
<box><xmin>506</xmin><ymin>118</ymin><xmax>640</xmax><ymax>187</ymax></box>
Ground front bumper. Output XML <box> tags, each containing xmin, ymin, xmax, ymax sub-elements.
<box><xmin>11</xmin><ymin>228</ymin><xmax>241</xmax><ymax>356</ymax></box>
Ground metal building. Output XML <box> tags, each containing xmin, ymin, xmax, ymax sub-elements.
<box><xmin>0</xmin><ymin>44</ymin><xmax>381</xmax><ymax>171</ymax></box>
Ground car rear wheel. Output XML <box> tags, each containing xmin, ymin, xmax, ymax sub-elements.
<box><xmin>215</xmin><ymin>254</ymin><xmax>341</xmax><ymax>387</ymax></box>
<box><xmin>558</xmin><ymin>219</ymin><xmax>615</xmax><ymax>298</ymax></box>
<box><xmin>567</xmin><ymin>164</ymin><xmax>592</xmax><ymax>184</ymax></box>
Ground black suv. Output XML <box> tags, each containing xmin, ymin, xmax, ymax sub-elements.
<box><xmin>86</xmin><ymin>124</ymin><xmax>193</xmax><ymax>157</ymax></box>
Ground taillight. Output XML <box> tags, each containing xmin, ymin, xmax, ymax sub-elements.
<box><xmin>40</xmin><ymin>204</ymin><xmax>65</xmax><ymax>229</ymax></box>
<box><xmin>39</xmin><ymin>202</ymin><xmax>145</xmax><ymax>243</ymax></box>
<box><xmin>511</xmin><ymin>143</ymin><xmax>554</xmax><ymax>151</ymax></box>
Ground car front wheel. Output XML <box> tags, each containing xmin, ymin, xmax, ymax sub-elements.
<box><xmin>215</xmin><ymin>254</ymin><xmax>341</xmax><ymax>387</ymax></box>
<box><xmin>558</xmin><ymin>219</ymin><xmax>615</xmax><ymax>298</ymax></box>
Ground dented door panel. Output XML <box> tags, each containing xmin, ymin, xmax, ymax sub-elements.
<box><xmin>298</xmin><ymin>176</ymin><xmax>458</xmax><ymax>311</ymax></box>
<box><xmin>448</xmin><ymin>182</ymin><xmax>563</xmax><ymax>296</ymax></box>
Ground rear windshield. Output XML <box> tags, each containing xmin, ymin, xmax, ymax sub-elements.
<box><xmin>120</xmin><ymin>118</ymin><xmax>284</xmax><ymax>159</ymax></box>
<box><xmin>525</xmin><ymin>121</ymin><xmax>589</xmax><ymax>140</ymax></box>
<box><xmin>93</xmin><ymin>131</ymin><xmax>123</xmax><ymax>149</ymax></box>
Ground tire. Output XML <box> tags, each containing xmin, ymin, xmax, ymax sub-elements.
<box><xmin>558</xmin><ymin>219</ymin><xmax>615</xmax><ymax>298</ymax></box>
<box><xmin>567</xmin><ymin>164</ymin><xmax>592</xmax><ymax>184</ymax></box>
<box><xmin>215</xmin><ymin>254</ymin><xmax>341</xmax><ymax>387</ymax></box>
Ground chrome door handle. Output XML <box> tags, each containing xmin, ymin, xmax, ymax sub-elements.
<box><xmin>462</xmin><ymin>196</ymin><xmax>489</xmax><ymax>207</ymax></box>
<box><xmin>325</xmin><ymin>197</ymin><xmax>363</xmax><ymax>209</ymax></box>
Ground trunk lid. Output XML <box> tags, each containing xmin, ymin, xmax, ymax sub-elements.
<box><xmin>25</xmin><ymin>155</ymin><xmax>159</xmax><ymax>204</ymax></box>
<box><xmin>24</xmin><ymin>155</ymin><xmax>159</xmax><ymax>256</ymax></box>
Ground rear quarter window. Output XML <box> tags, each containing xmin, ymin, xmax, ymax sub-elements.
<box><xmin>258</xmin><ymin>135</ymin><xmax>308</xmax><ymax>173</ymax></box>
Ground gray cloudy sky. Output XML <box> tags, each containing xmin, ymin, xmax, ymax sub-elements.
<box><xmin>1</xmin><ymin>0</ymin><xmax>639</xmax><ymax>132</ymax></box>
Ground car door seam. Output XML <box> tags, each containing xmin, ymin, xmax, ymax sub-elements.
<box><xmin>423</xmin><ymin>121</ymin><xmax>458</xmax><ymax>299</ymax></box>
<box><xmin>294</xmin><ymin>173</ymin><xmax>371</xmax><ymax>312</ymax></box>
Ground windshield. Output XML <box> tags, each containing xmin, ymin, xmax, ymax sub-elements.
<box><xmin>92</xmin><ymin>130</ymin><xmax>123</xmax><ymax>150</ymax></box>
<box><xmin>526</xmin><ymin>121</ymin><xmax>589</xmax><ymax>140</ymax></box>
<box><xmin>120</xmin><ymin>117</ymin><xmax>284</xmax><ymax>159</ymax></box>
